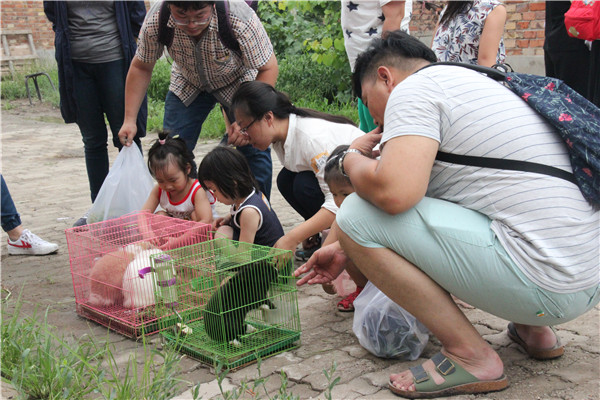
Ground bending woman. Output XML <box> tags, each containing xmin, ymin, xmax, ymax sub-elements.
<box><xmin>230</xmin><ymin>81</ymin><xmax>368</xmax><ymax>259</ymax></box>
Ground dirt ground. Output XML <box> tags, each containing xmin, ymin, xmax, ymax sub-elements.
<box><xmin>1</xmin><ymin>99</ymin><xmax>599</xmax><ymax>400</ymax></box>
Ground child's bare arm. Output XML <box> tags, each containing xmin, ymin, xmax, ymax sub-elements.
<box><xmin>237</xmin><ymin>207</ymin><xmax>261</xmax><ymax>244</ymax></box>
<box><xmin>192</xmin><ymin>188</ymin><xmax>213</xmax><ymax>225</ymax></box>
<box><xmin>141</xmin><ymin>185</ymin><xmax>160</xmax><ymax>213</ymax></box>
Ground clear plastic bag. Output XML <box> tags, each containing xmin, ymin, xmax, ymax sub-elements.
<box><xmin>352</xmin><ymin>281</ymin><xmax>429</xmax><ymax>360</ymax></box>
<box><xmin>87</xmin><ymin>146</ymin><xmax>154</xmax><ymax>224</ymax></box>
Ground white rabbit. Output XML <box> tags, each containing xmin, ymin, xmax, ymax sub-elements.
<box><xmin>122</xmin><ymin>247</ymin><xmax>163</xmax><ymax>309</ymax></box>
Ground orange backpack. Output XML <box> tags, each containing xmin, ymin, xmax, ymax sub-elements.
<box><xmin>564</xmin><ymin>0</ymin><xmax>600</xmax><ymax>40</ymax></box>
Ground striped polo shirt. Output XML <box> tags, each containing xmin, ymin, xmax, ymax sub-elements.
<box><xmin>382</xmin><ymin>65</ymin><xmax>599</xmax><ymax>293</ymax></box>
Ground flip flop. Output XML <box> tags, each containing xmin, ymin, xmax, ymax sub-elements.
<box><xmin>388</xmin><ymin>352</ymin><xmax>509</xmax><ymax>399</ymax></box>
<box><xmin>507</xmin><ymin>322</ymin><xmax>564</xmax><ymax>360</ymax></box>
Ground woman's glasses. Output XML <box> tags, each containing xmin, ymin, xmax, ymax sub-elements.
<box><xmin>240</xmin><ymin>117</ymin><xmax>259</xmax><ymax>136</ymax></box>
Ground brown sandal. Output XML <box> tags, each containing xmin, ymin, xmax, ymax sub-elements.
<box><xmin>507</xmin><ymin>322</ymin><xmax>564</xmax><ymax>360</ymax></box>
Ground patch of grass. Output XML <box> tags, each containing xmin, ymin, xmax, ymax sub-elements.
<box><xmin>1</xmin><ymin>294</ymin><xmax>341</xmax><ymax>400</ymax></box>
<box><xmin>1</xmin><ymin>59</ymin><xmax>59</xmax><ymax>106</ymax></box>
<box><xmin>1</xmin><ymin>294</ymin><xmax>104</xmax><ymax>399</ymax></box>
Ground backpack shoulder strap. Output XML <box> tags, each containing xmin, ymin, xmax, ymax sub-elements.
<box><xmin>157</xmin><ymin>1</ymin><xmax>174</xmax><ymax>48</ymax></box>
<box><xmin>417</xmin><ymin>61</ymin><xmax>508</xmax><ymax>82</ymax></box>
<box><xmin>215</xmin><ymin>0</ymin><xmax>241</xmax><ymax>53</ymax></box>
<box><xmin>436</xmin><ymin>151</ymin><xmax>576</xmax><ymax>185</ymax></box>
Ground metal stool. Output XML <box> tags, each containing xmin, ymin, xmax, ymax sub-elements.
<box><xmin>24</xmin><ymin>72</ymin><xmax>56</xmax><ymax>105</ymax></box>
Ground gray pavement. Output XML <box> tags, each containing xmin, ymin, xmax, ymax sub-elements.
<box><xmin>1</xmin><ymin>101</ymin><xmax>599</xmax><ymax>400</ymax></box>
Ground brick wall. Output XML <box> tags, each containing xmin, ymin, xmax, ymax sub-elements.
<box><xmin>1</xmin><ymin>1</ymin><xmax>54</xmax><ymax>53</ymax></box>
<box><xmin>1</xmin><ymin>1</ymin><xmax>546</xmax><ymax>61</ymax></box>
<box><xmin>0</xmin><ymin>0</ymin><xmax>151</xmax><ymax>56</ymax></box>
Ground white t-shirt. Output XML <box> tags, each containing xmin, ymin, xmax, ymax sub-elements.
<box><xmin>272</xmin><ymin>114</ymin><xmax>365</xmax><ymax>214</ymax></box>
<box><xmin>341</xmin><ymin>0</ymin><xmax>413</xmax><ymax>71</ymax></box>
<box><xmin>382</xmin><ymin>65</ymin><xmax>599</xmax><ymax>293</ymax></box>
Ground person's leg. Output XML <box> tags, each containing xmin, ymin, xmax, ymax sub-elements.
<box><xmin>1</xmin><ymin>175</ymin><xmax>22</xmax><ymax>236</ymax></box>
<box><xmin>336</xmin><ymin>195</ymin><xmax>595</xmax><ymax>393</ymax></box>
<box><xmin>545</xmin><ymin>48</ymin><xmax>591</xmax><ymax>100</ymax></box>
<box><xmin>163</xmin><ymin>91</ymin><xmax>217</xmax><ymax>154</ymax></box>
<box><xmin>2</xmin><ymin>175</ymin><xmax>59</xmax><ymax>255</ymax></box>
<box><xmin>589</xmin><ymin>41</ymin><xmax>600</xmax><ymax>107</ymax></box>
<box><xmin>339</xmin><ymin>231</ymin><xmax>504</xmax><ymax>392</ymax></box>
<box><xmin>72</xmin><ymin>61</ymin><xmax>111</xmax><ymax>203</ymax></box>
<box><xmin>276</xmin><ymin>168</ymin><xmax>324</xmax><ymax>220</ymax></box>
<box><xmin>336</xmin><ymin>196</ymin><xmax>505</xmax><ymax>391</ymax></box>
<box><xmin>96</xmin><ymin>59</ymin><xmax>143</xmax><ymax>152</ymax></box>
<box><xmin>544</xmin><ymin>49</ymin><xmax>556</xmax><ymax>78</ymax></box>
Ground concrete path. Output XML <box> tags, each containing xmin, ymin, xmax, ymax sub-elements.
<box><xmin>1</xmin><ymin>101</ymin><xmax>598</xmax><ymax>399</ymax></box>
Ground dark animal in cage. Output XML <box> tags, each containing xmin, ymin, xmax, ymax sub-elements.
<box><xmin>203</xmin><ymin>261</ymin><xmax>279</xmax><ymax>346</ymax></box>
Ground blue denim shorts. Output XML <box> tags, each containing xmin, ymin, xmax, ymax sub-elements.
<box><xmin>337</xmin><ymin>194</ymin><xmax>600</xmax><ymax>326</ymax></box>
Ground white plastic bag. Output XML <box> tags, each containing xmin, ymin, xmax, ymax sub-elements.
<box><xmin>352</xmin><ymin>281</ymin><xmax>429</xmax><ymax>360</ymax></box>
<box><xmin>87</xmin><ymin>146</ymin><xmax>154</xmax><ymax>224</ymax></box>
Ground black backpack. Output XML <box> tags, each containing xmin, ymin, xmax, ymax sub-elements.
<box><xmin>157</xmin><ymin>1</ymin><xmax>259</xmax><ymax>53</ymax></box>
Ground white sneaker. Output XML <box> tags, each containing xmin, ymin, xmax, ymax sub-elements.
<box><xmin>7</xmin><ymin>229</ymin><xmax>59</xmax><ymax>256</ymax></box>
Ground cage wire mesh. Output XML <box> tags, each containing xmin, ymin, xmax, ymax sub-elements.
<box><xmin>157</xmin><ymin>238</ymin><xmax>301</xmax><ymax>370</ymax></box>
<box><xmin>65</xmin><ymin>211</ymin><xmax>213</xmax><ymax>338</ymax></box>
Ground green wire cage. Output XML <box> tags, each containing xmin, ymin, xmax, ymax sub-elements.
<box><xmin>152</xmin><ymin>238</ymin><xmax>301</xmax><ymax>370</ymax></box>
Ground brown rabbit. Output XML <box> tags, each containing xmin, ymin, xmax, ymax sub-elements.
<box><xmin>88</xmin><ymin>249</ymin><xmax>135</xmax><ymax>307</ymax></box>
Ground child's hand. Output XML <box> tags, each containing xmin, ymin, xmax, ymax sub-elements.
<box><xmin>273</xmin><ymin>235</ymin><xmax>299</xmax><ymax>254</ymax></box>
<box><xmin>159</xmin><ymin>236</ymin><xmax>181</xmax><ymax>251</ymax></box>
<box><xmin>351</xmin><ymin>127</ymin><xmax>382</xmax><ymax>158</ymax></box>
<box><xmin>212</xmin><ymin>217</ymin><xmax>228</xmax><ymax>230</ymax></box>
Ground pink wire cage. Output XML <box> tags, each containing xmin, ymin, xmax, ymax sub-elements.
<box><xmin>65</xmin><ymin>211</ymin><xmax>213</xmax><ymax>338</ymax></box>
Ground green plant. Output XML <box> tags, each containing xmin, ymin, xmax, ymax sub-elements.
<box><xmin>260</xmin><ymin>1</ymin><xmax>352</xmax><ymax>102</ymax></box>
<box><xmin>1</xmin><ymin>297</ymin><xmax>104</xmax><ymax>399</ymax></box>
<box><xmin>148</xmin><ymin>57</ymin><xmax>172</xmax><ymax>102</ymax></box>
<box><xmin>147</xmin><ymin>97</ymin><xmax>166</xmax><ymax>133</ymax></box>
<box><xmin>95</xmin><ymin>334</ymin><xmax>186</xmax><ymax>400</ymax></box>
<box><xmin>277</xmin><ymin>53</ymin><xmax>353</xmax><ymax>104</ymax></box>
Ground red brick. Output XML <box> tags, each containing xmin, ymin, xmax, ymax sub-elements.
<box><xmin>523</xmin><ymin>30</ymin><xmax>537</xmax><ymax>39</ymax></box>
<box><xmin>523</xmin><ymin>11</ymin><xmax>536</xmax><ymax>20</ymax></box>
<box><xmin>517</xmin><ymin>21</ymin><xmax>530</xmax><ymax>29</ymax></box>
<box><xmin>530</xmin><ymin>20</ymin><xmax>544</xmax><ymax>29</ymax></box>
<box><xmin>516</xmin><ymin>39</ymin><xmax>530</xmax><ymax>48</ymax></box>
<box><xmin>509</xmin><ymin>12</ymin><xmax>522</xmax><ymax>21</ymax></box>
<box><xmin>516</xmin><ymin>3</ymin><xmax>529</xmax><ymax>12</ymax></box>
<box><xmin>529</xmin><ymin>2</ymin><xmax>546</xmax><ymax>11</ymax></box>
<box><xmin>530</xmin><ymin>39</ymin><xmax>545</xmax><ymax>48</ymax></box>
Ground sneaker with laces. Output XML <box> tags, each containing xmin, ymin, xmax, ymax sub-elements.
<box><xmin>7</xmin><ymin>229</ymin><xmax>59</xmax><ymax>256</ymax></box>
<box><xmin>337</xmin><ymin>286</ymin><xmax>364</xmax><ymax>312</ymax></box>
